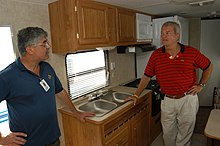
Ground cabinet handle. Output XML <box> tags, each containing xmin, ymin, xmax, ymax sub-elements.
<box><xmin>108</xmin><ymin>28</ymin><xmax>111</xmax><ymax>38</ymax></box>
<box><xmin>134</xmin><ymin>127</ymin><xmax>137</xmax><ymax>138</ymax></box>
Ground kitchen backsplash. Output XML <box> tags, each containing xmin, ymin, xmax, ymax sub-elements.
<box><xmin>108</xmin><ymin>48</ymin><xmax>136</xmax><ymax>88</ymax></box>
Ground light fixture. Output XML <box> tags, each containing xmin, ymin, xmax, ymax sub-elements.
<box><xmin>188</xmin><ymin>0</ymin><xmax>215</xmax><ymax>7</ymax></box>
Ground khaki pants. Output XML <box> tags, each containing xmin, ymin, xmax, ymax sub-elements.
<box><xmin>161</xmin><ymin>94</ymin><xmax>199</xmax><ymax>146</ymax></box>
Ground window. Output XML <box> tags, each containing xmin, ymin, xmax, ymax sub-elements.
<box><xmin>0</xmin><ymin>26</ymin><xmax>16</xmax><ymax>70</ymax></box>
<box><xmin>0</xmin><ymin>26</ymin><xmax>15</xmax><ymax>135</ymax></box>
<box><xmin>66</xmin><ymin>50</ymin><xmax>109</xmax><ymax>100</ymax></box>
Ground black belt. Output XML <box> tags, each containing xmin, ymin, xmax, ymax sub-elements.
<box><xmin>165</xmin><ymin>93</ymin><xmax>187</xmax><ymax>99</ymax></box>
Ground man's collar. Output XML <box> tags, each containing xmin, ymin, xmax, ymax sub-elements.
<box><xmin>15</xmin><ymin>57</ymin><xmax>27</xmax><ymax>71</ymax></box>
<box><xmin>162</xmin><ymin>42</ymin><xmax>185</xmax><ymax>53</ymax></box>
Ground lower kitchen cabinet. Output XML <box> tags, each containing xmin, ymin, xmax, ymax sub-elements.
<box><xmin>131</xmin><ymin>109</ymin><xmax>150</xmax><ymax>146</ymax></box>
<box><xmin>105</xmin><ymin>124</ymin><xmax>129</xmax><ymax>146</ymax></box>
<box><xmin>59</xmin><ymin>91</ymin><xmax>151</xmax><ymax>146</ymax></box>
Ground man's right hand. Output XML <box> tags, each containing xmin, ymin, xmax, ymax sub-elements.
<box><xmin>124</xmin><ymin>95</ymin><xmax>139</xmax><ymax>105</ymax></box>
<box><xmin>0</xmin><ymin>132</ymin><xmax>27</xmax><ymax>146</ymax></box>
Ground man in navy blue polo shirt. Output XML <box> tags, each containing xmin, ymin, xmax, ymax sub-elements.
<box><xmin>0</xmin><ymin>27</ymin><xmax>95</xmax><ymax>146</ymax></box>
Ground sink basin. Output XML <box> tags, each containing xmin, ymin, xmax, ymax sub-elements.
<box><xmin>100</xmin><ymin>91</ymin><xmax>132</xmax><ymax>103</ymax></box>
<box><xmin>78</xmin><ymin>100</ymin><xmax>117</xmax><ymax>117</ymax></box>
<box><xmin>113</xmin><ymin>92</ymin><xmax>133</xmax><ymax>103</ymax></box>
<box><xmin>78</xmin><ymin>91</ymin><xmax>133</xmax><ymax>117</ymax></box>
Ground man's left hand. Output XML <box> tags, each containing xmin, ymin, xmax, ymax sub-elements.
<box><xmin>187</xmin><ymin>84</ymin><xmax>203</xmax><ymax>95</ymax></box>
<box><xmin>76</xmin><ymin>111</ymin><xmax>96</xmax><ymax>122</ymax></box>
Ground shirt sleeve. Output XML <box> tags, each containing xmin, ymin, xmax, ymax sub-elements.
<box><xmin>194</xmin><ymin>49</ymin><xmax>211</xmax><ymax>70</ymax></box>
<box><xmin>144</xmin><ymin>51</ymin><xmax>157</xmax><ymax>77</ymax></box>
<box><xmin>54</xmin><ymin>73</ymin><xmax>63</xmax><ymax>94</ymax></box>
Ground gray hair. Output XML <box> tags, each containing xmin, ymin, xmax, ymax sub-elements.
<box><xmin>162</xmin><ymin>21</ymin><xmax>180</xmax><ymax>34</ymax></box>
<box><xmin>17</xmin><ymin>27</ymin><xmax>48</xmax><ymax>56</ymax></box>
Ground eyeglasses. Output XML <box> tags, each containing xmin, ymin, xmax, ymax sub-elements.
<box><xmin>161</xmin><ymin>32</ymin><xmax>176</xmax><ymax>37</ymax></box>
<box><xmin>36</xmin><ymin>40</ymin><xmax>51</xmax><ymax>48</ymax></box>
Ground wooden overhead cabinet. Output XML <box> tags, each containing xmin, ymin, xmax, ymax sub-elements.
<box><xmin>49</xmin><ymin>0</ymin><xmax>152</xmax><ymax>54</ymax></box>
<box><xmin>49</xmin><ymin>0</ymin><xmax>116</xmax><ymax>54</ymax></box>
<box><xmin>116</xmin><ymin>7</ymin><xmax>136</xmax><ymax>44</ymax></box>
<box><xmin>77</xmin><ymin>1</ymin><xmax>111</xmax><ymax>45</ymax></box>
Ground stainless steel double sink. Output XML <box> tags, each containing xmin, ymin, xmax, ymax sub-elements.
<box><xmin>78</xmin><ymin>91</ymin><xmax>132</xmax><ymax>117</ymax></box>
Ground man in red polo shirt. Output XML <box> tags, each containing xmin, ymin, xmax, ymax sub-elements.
<box><xmin>128</xmin><ymin>21</ymin><xmax>213</xmax><ymax>146</ymax></box>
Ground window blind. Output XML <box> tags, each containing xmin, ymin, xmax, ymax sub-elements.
<box><xmin>66</xmin><ymin>50</ymin><xmax>109</xmax><ymax>100</ymax></box>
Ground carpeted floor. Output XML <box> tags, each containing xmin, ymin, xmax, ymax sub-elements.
<box><xmin>151</xmin><ymin>133</ymin><xmax>208</xmax><ymax>146</ymax></box>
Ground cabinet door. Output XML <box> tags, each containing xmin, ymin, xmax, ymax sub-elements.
<box><xmin>105</xmin><ymin>125</ymin><xmax>129</xmax><ymax>146</ymax></box>
<box><xmin>77</xmin><ymin>1</ymin><xmax>111</xmax><ymax>45</ymax></box>
<box><xmin>116</xmin><ymin>8</ymin><xmax>136</xmax><ymax>43</ymax></box>
<box><xmin>49</xmin><ymin>0</ymin><xmax>71</xmax><ymax>54</ymax></box>
<box><xmin>49</xmin><ymin>0</ymin><xmax>78</xmax><ymax>54</ymax></box>
<box><xmin>131</xmin><ymin>110</ymin><xmax>150</xmax><ymax>146</ymax></box>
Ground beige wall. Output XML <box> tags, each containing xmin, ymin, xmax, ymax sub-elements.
<box><xmin>189</xmin><ymin>18</ymin><xmax>201</xmax><ymax>50</ymax></box>
<box><xmin>0</xmin><ymin>0</ymin><xmax>135</xmax><ymax>145</ymax></box>
<box><xmin>108</xmin><ymin>48</ymin><xmax>135</xmax><ymax>87</ymax></box>
<box><xmin>189</xmin><ymin>18</ymin><xmax>201</xmax><ymax>98</ymax></box>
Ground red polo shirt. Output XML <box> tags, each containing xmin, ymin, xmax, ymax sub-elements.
<box><xmin>145</xmin><ymin>43</ymin><xmax>211</xmax><ymax>95</ymax></box>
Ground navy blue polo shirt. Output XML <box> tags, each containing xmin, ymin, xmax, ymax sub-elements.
<box><xmin>0</xmin><ymin>58</ymin><xmax>63</xmax><ymax>146</ymax></box>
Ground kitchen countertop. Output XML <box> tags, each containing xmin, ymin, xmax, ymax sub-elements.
<box><xmin>205</xmin><ymin>109</ymin><xmax>220</xmax><ymax>140</ymax></box>
<box><xmin>59</xmin><ymin>86</ymin><xmax>151</xmax><ymax>123</ymax></box>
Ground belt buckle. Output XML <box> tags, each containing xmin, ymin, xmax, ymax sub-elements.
<box><xmin>166</xmin><ymin>92</ymin><xmax>187</xmax><ymax>99</ymax></box>
<box><xmin>172</xmin><ymin>95</ymin><xmax>177</xmax><ymax>99</ymax></box>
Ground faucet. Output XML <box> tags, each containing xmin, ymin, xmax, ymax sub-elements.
<box><xmin>87</xmin><ymin>92</ymin><xmax>99</xmax><ymax>101</ymax></box>
<box><xmin>87</xmin><ymin>89</ymin><xmax>109</xmax><ymax>101</ymax></box>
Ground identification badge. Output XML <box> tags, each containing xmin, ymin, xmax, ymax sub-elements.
<box><xmin>40</xmin><ymin>79</ymin><xmax>50</xmax><ymax>92</ymax></box>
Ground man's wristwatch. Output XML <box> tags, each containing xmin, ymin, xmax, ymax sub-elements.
<box><xmin>199</xmin><ymin>83</ymin><xmax>206</xmax><ymax>88</ymax></box>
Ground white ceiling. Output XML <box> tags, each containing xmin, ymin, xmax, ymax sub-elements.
<box><xmin>95</xmin><ymin>0</ymin><xmax>220</xmax><ymax>18</ymax></box>
<box><xmin>13</xmin><ymin>0</ymin><xmax>220</xmax><ymax>18</ymax></box>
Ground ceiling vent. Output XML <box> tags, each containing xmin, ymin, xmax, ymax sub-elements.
<box><xmin>206</xmin><ymin>11</ymin><xmax>220</xmax><ymax>18</ymax></box>
<box><xmin>188</xmin><ymin>0</ymin><xmax>215</xmax><ymax>7</ymax></box>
